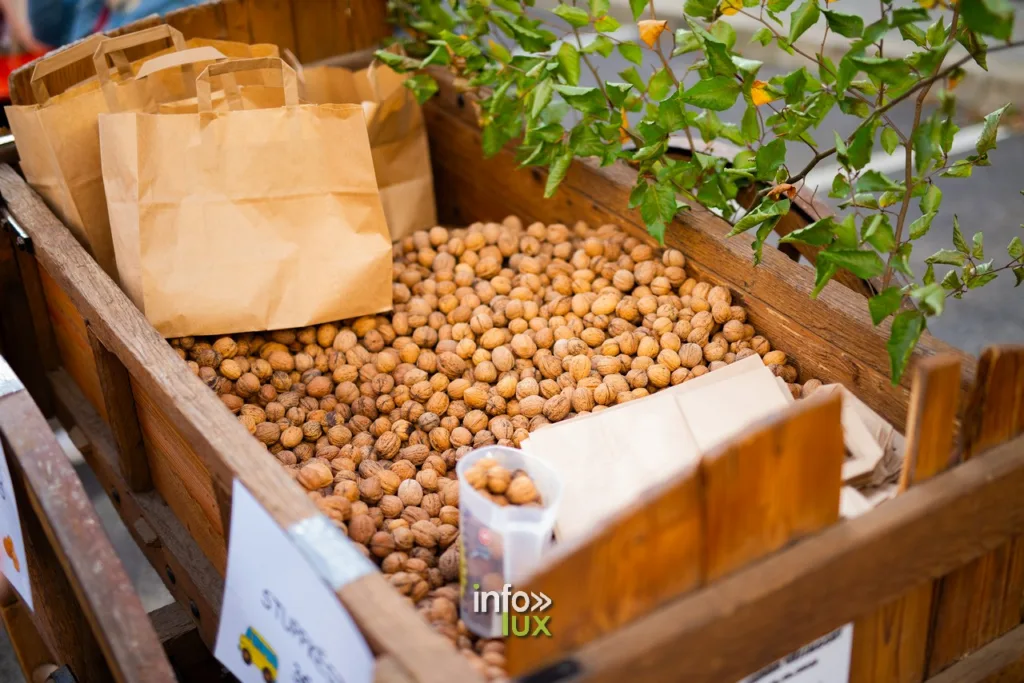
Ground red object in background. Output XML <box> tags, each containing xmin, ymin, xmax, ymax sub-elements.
<box><xmin>0</xmin><ymin>50</ymin><xmax>48</xmax><ymax>101</ymax></box>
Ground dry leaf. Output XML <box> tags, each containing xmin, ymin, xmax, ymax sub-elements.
<box><xmin>619</xmin><ymin>107</ymin><xmax>632</xmax><ymax>145</ymax></box>
<box><xmin>719</xmin><ymin>0</ymin><xmax>743</xmax><ymax>15</ymax></box>
<box><xmin>767</xmin><ymin>183</ymin><xmax>798</xmax><ymax>200</ymax></box>
<box><xmin>638</xmin><ymin>20</ymin><xmax>668</xmax><ymax>48</ymax></box>
<box><xmin>751</xmin><ymin>79</ymin><xmax>774</xmax><ymax>106</ymax></box>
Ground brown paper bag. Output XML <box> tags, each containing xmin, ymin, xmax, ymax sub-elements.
<box><xmin>297</xmin><ymin>62</ymin><xmax>437</xmax><ymax>241</ymax></box>
<box><xmin>99</xmin><ymin>57</ymin><xmax>393</xmax><ymax>338</ymax></box>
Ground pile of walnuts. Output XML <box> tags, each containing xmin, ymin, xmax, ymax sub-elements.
<box><xmin>171</xmin><ymin>217</ymin><xmax>809</xmax><ymax>680</ymax></box>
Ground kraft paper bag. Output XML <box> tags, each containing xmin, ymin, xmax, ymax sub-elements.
<box><xmin>297</xmin><ymin>62</ymin><xmax>437</xmax><ymax>241</ymax></box>
<box><xmin>99</xmin><ymin>57</ymin><xmax>393</xmax><ymax>338</ymax></box>
<box><xmin>6</xmin><ymin>25</ymin><xmax>205</xmax><ymax>279</ymax></box>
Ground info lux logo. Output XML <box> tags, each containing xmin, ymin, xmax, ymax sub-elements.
<box><xmin>472</xmin><ymin>584</ymin><xmax>553</xmax><ymax>637</ymax></box>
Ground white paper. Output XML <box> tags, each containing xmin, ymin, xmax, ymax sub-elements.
<box><xmin>0</xmin><ymin>442</ymin><xmax>32</xmax><ymax>611</ymax></box>
<box><xmin>738</xmin><ymin>623</ymin><xmax>853</xmax><ymax>683</ymax></box>
<box><xmin>214</xmin><ymin>480</ymin><xmax>374</xmax><ymax>683</ymax></box>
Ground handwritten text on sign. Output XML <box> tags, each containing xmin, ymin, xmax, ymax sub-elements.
<box><xmin>0</xmin><ymin>441</ymin><xmax>32</xmax><ymax>611</ymax></box>
<box><xmin>214</xmin><ymin>480</ymin><xmax>373</xmax><ymax>683</ymax></box>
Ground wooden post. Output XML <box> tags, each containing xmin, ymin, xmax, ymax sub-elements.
<box><xmin>849</xmin><ymin>354</ymin><xmax>962</xmax><ymax>683</ymax></box>
<box><xmin>927</xmin><ymin>346</ymin><xmax>1024</xmax><ymax>675</ymax></box>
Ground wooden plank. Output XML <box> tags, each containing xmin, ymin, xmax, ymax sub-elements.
<box><xmin>50</xmin><ymin>368</ymin><xmax>224</xmax><ymax>648</ymax></box>
<box><xmin>219</xmin><ymin>0</ymin><xmax>253</xmax><ymax>42</ymax></box>
<box><xmin>87</xmin><ymin>328</ymin><xmax>152</xmax><ymax>492</ymax></box>
<box><xmin>558</xmin><ymin>432</ymin><xmax>1024</xmax><ymax>683</ymax></box>
<box><xmin>150</xmin><ymin>602</ymin><xmax>233</xmax><ymax>682</ymax></box>
<box><xmin>928</xmin><ymin>623</ymin><xmax>1024</xmax><ymax>683</ymax></box>
<box><xmin>0</xmin><ymin>593</ymin><xmax>55</xmax><ymax>679</ymax></box>
<box><xmin>0</xmin><ymin>380</ymin><xmax>176</xmax><ymax>683</ymax></box>
<box><xmin>0</xmin><ymin>167</ymin><xmax>480</xmax><ymax>683</ymax></box>
<box><xmin>245</xmin><ymin>0</ymin><xmax>297</xmax><ymax>53</ymax></box>
<box><xmin>927</xmin><ymin>347</ymin><xmax>1024</xmax><ymax>675</ymax></box>
<box><xmin>849</xmin><ymin>354</ymin><xmax>962</xmax><ymax>683</ymax></box>
<box><xmin>506</xmin><ymin>456</ymin><xmax>703</xmax><ymax>676</ymax></box>
<box><xmin>423</xmin><ymin>103</ymin><xmax>921</xmax><ymax>428</ymax></box>
<box><xmin>291</xmin><ymin>0</ymin><xmax>351</xmax><ymax>63</ymax></box>
<box><xmin>164</xmin><ymin>2</ymin><xmax>229</xmax><ymax>41</ymax></box>
<box><xmin>703</xmin><ymin>391</ymin><xmax>842</xmax><ymax>581</ymax></box>
<box><xmin>348</xmin><ymin>0</ymin><xmax>390</xmax><ymax>51</ymax></box>
<box><xmin>0</xmin><ymin>233</ymin><xmax>53</xmax><ymax>412</ymax></box>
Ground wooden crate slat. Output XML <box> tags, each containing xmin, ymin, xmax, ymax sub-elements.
<box><xmin>927</xmin><ymin>622</ymin><xmax>1024</xmax><ymax>683</ymax></box>
<box><xmin>245</xmin><ymin>0</ymin><xmax>298</xmax><ymax>53</ymax></box>
<box><xmin>164</xmin><ymin>2</ymin><xmax>230</xmax><ymax>41</ymax></box>
<box><xmin>928</xmin><ymin>347</ymin><xmax>1024</xmax><ymax>675</ymax></box>
<box><xmin>292</xmin><ymin>0</ymin><xmax>352</xmax><ymax>63</ymax></box>
<box><xmin>850</xmin><ymin>354</ymin><xmax>962</xmax><ymax>683</ymax></box>
<box><xmin>348</xmin><ymin>0</ymin><xmax>389</xmax><ymax>50</ymax></box>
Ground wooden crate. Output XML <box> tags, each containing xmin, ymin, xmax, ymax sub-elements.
<box><xmin>0</xmin><ymin>2</ymin><xmax>1021</xmax><ymax>682</ymax></box>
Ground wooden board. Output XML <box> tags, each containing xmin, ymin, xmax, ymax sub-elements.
<box><xmin>292</xmin><ymin>0</ymin><xmax>351</xmax><ymax>63</ymax></box>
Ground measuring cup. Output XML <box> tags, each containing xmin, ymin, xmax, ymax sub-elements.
<box><xmin>456</xmin><ymin>445</ymin><xmax>563</xmax><ymax>638</ymax></box>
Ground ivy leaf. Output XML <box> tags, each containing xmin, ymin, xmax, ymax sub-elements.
<box><xmin>553</xmin><ymin>84</ymin><xmax>607</xmax><ymax>113</ymax></box>
<box><xmin>681</xmin><ymin>76</ymin><xmax>741</xmax><ymax>110</ymax></box>
<box><xmin>822</xmin><ymin>9</ymin><xmax>863</xmax><ymax>37</ymax></box>
<box><xmin>977</xmin><ymin>103</ymin><xmax>1009</xmax><ymax>157</ymax></box>
<box><xmin>768</xmin><ymin>0</ymin><xmax>797</xmax><ymax>12</ymax></box>
<box><xmin>819</xmin><ymin>248</ymin><xmax>886</xmax><ymax>279</ymax></box>
<box><xmin>648</xmin><ymin>68</ymin><xmax>675</xmax><ymax>102</ymax></box>
<box><xmin>941</xmin><ymin>269</ymin><xmax>962</xmax><ymax>292</ymax></box>
<box><xmin>1014</xmin><ymin>267</ymin><xmax>1024</xmax><ymax>286</ymax></box>
<box><xmin>952</xmin><ymin>215</ymin><xmax>969</xmax><ymax>254</ymax></box>
<box><xmin>684</xmin><ymin>0</ymin><xmax>718</xmax><ymax>20</ymax></box>
<box><xmin>605</xmin><ymin>82</ymin><xmax>632</xmax><ymax>107</ymax></box>
<box><xmin>752</xmin><ymin>27</ymin><xmax>774</xmax><ymax>45</ymax></box>
<box><xmin>926</xmin><ymin>249</ymin><xmax>966</xmax><ymax>266</ymax></box>
<box><xmin>920</xmin><ymin>184</ymin><xmax>942</xmax><ymax>213</ymax></box>
<box><xmin>590</xmin><ymin>0</ymin><xmax>610</xmax><ymax>17</ymax></box>
<box><xmin>710</xmin><ymin>20</ymin><xmax>737</xmax><ymax>49</ymax></box>
<box><xmin>619</xmin><ymin>43</ymin><xmax>644</xmax><ymax>64</ymax></box>
<box><xmin>557</xmin><ymin>43</ymin><xmax>581</xmax><ymax>85</ymax></box>
<box><xmin>595</xmin><ymin>15</ymin><xmax>620</xmax><ymax>32</ymax></box>
<box><xmin>881</xmin><ymin>127</ymin><xmax>900</xmax><ymax>154</ymax></box>
<box><xmin>405</xmin><ymin>74</ymin><xmax>439</xmax><ymax>104</ymax></box>
<box><xmin>958</xmin><ymin>29</ymin><xmax>989</xmax><ymax>70</ymax></box>
<box><xmin>899</xmin><ymin>22</ymin><xmax>928</xmax><ymax>47</ymax></box>
<box><xmin>862</xmin><ymin>214</ymin><xmax>896</xmax><ymax>252</ymax></box>
<box><xmin>630</xmin><ymin>0</ymin><xmax>649</xmax><ymax>20</ymax></box>
<box><xmin>850</xmin><ymin>56</ymin><xmax>912</xmax><ymax>82</ymax></box>
<box><xmin>869</xmin><ymin>287</ymin><xmax>904</xmax><ymax>325</ymax></box>
<box><xmin>741</xmin><ymin>105</ymin><xmax>760</xmax><ymax>142</ymax></box>
<box><xmin>961</xmin><ymin>0</ymin><xmax>1014</xmax><ymax>40</ymax></box>
<box><xmin>780</xmin><ymin>217</ymin><xmax>836</xmax><ymax>246</ymax></box>
<box><xmin>847</xmin><ymin>124</ymin><xmax>876</xmax><ymax>170</ymax></box>
<box><xmin>1009</xmin><ymin>235</ymin><xmax>1024</xmax><ymax>260</ymax></box>
<box><xmin>673</xmin><ymin>30</ymin><xmax>702</xmax><ymax>56</ymax></box>
<box><xmin>888</xmin><ymin>310</ymin><xmax>926</xmax><ymax>384</ymax></box>
<box><xmin>910</xmin><ymin>282</ymin><xmax>945</xmax><ymax>317</ymax></box>
<box><xmin>553</xmin><ymin>5</ymin><xmax>591</xmax><ymax>27</ymax></box>
<box><xmin>530</xmin><ymin>80</ymin><xmax>553</xmax><ymax>119</ymax></box>
<box><xmin>834</xmin><ymin>214</ymin><xmax>858</xmax><ymax>248</ymax></box>
<box><xmin>727</xmin><ymin>198</ymin><xmax>791</xmax><ymax>236</ymax></box>
<box><xmin>891</xmin><ymin>7</ymin><xmax>929</xmax><ymax>25</ymax></box>
<box><xmin>620</xmin><ymin>66</ymin><xmax>647</xmax><ymax>92</ymax></box>
<box><xmin>789</xmin><ymin>0</ymin><xmax>821</xmax><ymax>43</ymax></box>
<box><xmin>755</xmin><ymin>138</ymin><xmax>787</xmax><ymax>180</ymax></box>
<box><xmin>544</xmin><ymin>149</ymin><xmax>573</xmax><ymax>197</ymax></box>
<box><xmin>856</xmin><ymin>170</ymin><xmax>902</xmax><ymax>192</ymax></box>
<box><xmin>910</xmin><ymin>211</ymin><xmax>937</xmax><ymax>240</ymax></box>
<box><xmin>972</xmin><ymin>232</ymin><xmax>985</xmax><ymax>259</ymax></box>
<box><xmin>638</xmin><ymin>181</ymin><xmax>680</xmax><ymax>237</ymax></box>
<box><xmin>812</xmin><ymin>258</ymin><xmax>837</xmax><ymax>298</ymax></box>
<box><xmin>941</xmin><ymin>160</ymin><xmax>974</xmax><ymax>178</ymax></box>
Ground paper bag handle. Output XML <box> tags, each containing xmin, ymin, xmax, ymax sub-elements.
<box><xmin>93</xmin><ymin>25</ymin><xmax>187</xmax><ymax>86</ymax></box>
<box><xmin>134</xmin><ymin>46</ymin><xmax>228</xmax><ymax>80</ymax></box>
<box><xmin>29</xmin><ymin>34</ymin><xmax>107</xmax><ymax>104</ymax></box>
<box><xmin>196</xmin><ymin>57</ymin><xmax>300</xmax><ymax>112</ymax></box>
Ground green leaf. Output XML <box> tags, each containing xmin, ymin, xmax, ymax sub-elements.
<box><xmin>780</xmin><ymin>217</ymin><xmax>836</xmax><ymax>246</ymax></box>
<box><xmin>619</xmin><ymin>43</ymin><xmax>644</xmax><ymax>65</ymax></box>
<box><xmin>862</xmin><ymin>215</ymin><xmax>896</xmax><ymax>252</ymax></box>
<box><xmin>926</xmin><ymin>249</ymin><xmax>966</xmax><ymax>266</ymax></box>
<box><xmin>926</xmin><ymin>15</ymin><xmax>946</xmax><ymax>47</ymax></box>
<box><xmin>958</xmin><ymin>30</ymin><xmax>989</xmax><ymax>70</ymax></box>
<box><xmin>869</xmin><ymin>287</ymin><xmax>904</xmax><ymax>325</ymax></box>
<box><xmin>630</xmin><ymin>0</ymin><xmax>649</xmax><ymax>20</ymax></box>
<box><xmin>891</xmin><ymin>7</ymin><xmax>929</xmax><ymax>25</ymax></box>
<box><xmin>911</xmin><ymin>283</ymin><xmax>945</xmax><ymax>316</ymax></box>
<box><xmin>553</xmin><ymin>84</ymin><xmax>607</xmax><ymax>113</ymax></box>
<box><xmin>818</xmin><ymin>248</ymin><xmax>886</xmax><ymax>279</ymax></box>
<box><xmin>741</xmin><ymin>105</ymin><xmax>760</xmax><ymax>142</ymax></box>
<box><xmin>681</xmin><ymin>76</ymin><xmax>741</xmax><ymax>110</ymax></box>
<box><xmin>972</xmin><ymin>232</ymin><xmax>985</xmax><ymax>259</ymax></box>
<box><xmin>732</xmin><ymin>56</ymin><xmax>763</xmax><ymax>76</ymax></box>
<box><xmin>888</xmin><ymin>310</ymin><xmax>926</xmax><ymax>384</ymax></box>
<box><xmin>952</xmin><ymin>215</ymin><xmax>969</xmax><ymax>254</ymax></box>
<box><xmin>545</xmin><ymin>150</ymin><xmax>573</xmax><ymax>197</ymax></box>
<box><xmin>752</xmin><ymin>27</ymin><xmax>774</xmax><ymax>45</ymax></box>
<box><xmin>789</xmin><ymin>0</ymin><xmax>821</xmax><ymax>43</ymax></box>
<box><xmin>553</xmin><ymin>5</ymin><xmax>591</xmax><ymax>27</ymax></box>
<box><xmin>910</xmin><ymin>212</ymin><xmax>937</xmax><ymax>240</ymax></box>
<box><xmin>856</xmin><ymin>170</ymin><xmax>902</xmax><ymax>192</ymax></box>
<box><xmin>648</xmin><ymin>68</ymin><xmax>675</xmax><ymax>102</ymax></box>
<box><xmin>941</xmin><ymin>269</ymin><xmax>962</xmax><ymax>292</ymax></box>
<box><xmin>1014</xmin><ymin>267</ymin><xmax>1024</xmax><ymax>286</ymax></box>
<box><xmin>620</xmin><ymin>67</ymin><xmax>647</xmax><ymax>92</ymax></box>
<box><xmin>822</xmin><ymin>9</ymin><xmax>863</xmax><ymax>37</ymax></box>
<box><xmin>1008</xmin><ymin>235</ymin><xmax>1024</xmax><ymax>260</ymax></box>
<box><xmin>768</xmin><ymin>0</ymin><xmax>797</xmax><ymax>13</ymax></box>
<box><xmin>920</xmin><ymin>184</ymin><xmax>942</xmax><ymax>213</ymax></box>
<box><xmin>404</xmin><ymin>73</ymin><xmax>439</xmax><ymax>104</ymax></box>
<box><xmin>605</xmin><ymin>82</ymin><xmax>632</xmax><ymax>107</ymax></box>
<box><xmin>899</xmin><ymin>22</ymin><xmax>928</xmax><ymax>47</ymax></box>
<box><xmin>672</xmin><ymin>30</ymin><xmax>702</xmax><ymax>56</ymax></box>
<box><xmin>590</xmin><ymin>0</ymin><xmax>611</xmax><ymax>17</ymax></box>
<box><xmin>977</xmin><ymin>104</ymin><xmax>1010</xmax><ymax>157</ymax></box>
<box><xmin>557</xmin><ymin>43</ymin><xmax>581</xmax><ymax>85</ymax></box>
<box><xmin>961</xmin><ymin>0</ymin><xmax>1014</xmax><ymax>40</ymax></box>
<box><xmin>482</xmin><ymin>124</ymin><xmax>510</xmax><ymax>157</ymax></box>
<box><xmin>881</xmin><ymin>127</ymin><xmax>900</xmax><ymax>154</ymax></box>
<box><xmin>812</xmin><ymin>258</ymin><xmax>838</xmax><ymax>298</ymax></box>
<box><xmin>727</xmin><ymin>198</ymin><xmax>791</xmax><ymax>236</ymax></box>
<box><xmin>704</xmin><ymin>38</ymin><xmax>738</xmax><ymax>77</ymax></box>
<box><xmin>941</xmin><ymin>160</ymin><xmax>974</xmax><ymax>178</ymax></box>
<box><xmin>594</xmin><ymin>15</ymin><xmax>620</xmax><ymax>32</ymax></box>
<box><xmin>755</xmin><ymin>138</ymin><xmax>787</xmax><ymax>180</ymax></box>
<box><xmin>850</xmin><ymin>56</ymin><xmax>912</xmax><ymax>81</ymax></box>
<box><xmin>530</xmin><ymin>79</ymin><xmax>554</xmax><ymax>119</ymax></box>
<box><xmin>847</xmin><ymin>124</ymin><xmax>876</xmax><ymax>170</ymax></box>
<box><xmin>710</xmin><ymin>20</ymin><xmax>738</xmax><ymax>49</ymax></box>
<box><xmin>683</xmin><ymin>0</ymin><xmax>718</xmax><ymax>19</ymax></box>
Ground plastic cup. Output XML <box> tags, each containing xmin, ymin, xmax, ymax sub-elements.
<box><xmin>457</xmin><ymin>445</ymin><xmax>563</xmax><ymax>638</ymax></box>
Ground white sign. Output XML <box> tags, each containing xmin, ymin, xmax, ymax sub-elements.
<box><xmin>0</xmin><ymin>441</ymin><xmax>32</xmax><ymax>611</ymax></box>
<box><xmin>214</xmin><ymin>480</ymin><xmax>374</xmax><ymax>683</ymax></box>
<box><xmin>738</xmin><ymin>624</ymin><xmax>853</xmax><ymax>683</ymax></box>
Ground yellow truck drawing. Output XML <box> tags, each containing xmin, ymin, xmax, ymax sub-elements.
<box><xmin>240</xmin><ymin>627</ymin><xmax>279</xmax><ymax>682</ymax></box>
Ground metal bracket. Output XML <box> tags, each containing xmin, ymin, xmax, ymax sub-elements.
<box><xmin>2</xmin><ymin>208</ymin><xmax>32</xmax><ymax>254</ymax></box>
<box><xmin>515</xmin><ymin>658</ymin><xmax>582</xmax><ymax>683</ymax></box>
<box><xmin>287</xmin><ymin>513</ymin><xmax>375</xmax><ymax>591</ymax></box>
<box><xmin>46</xmin><ymin>666</ymin><xmax>79</xmax><ymax>683</ymax></box>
